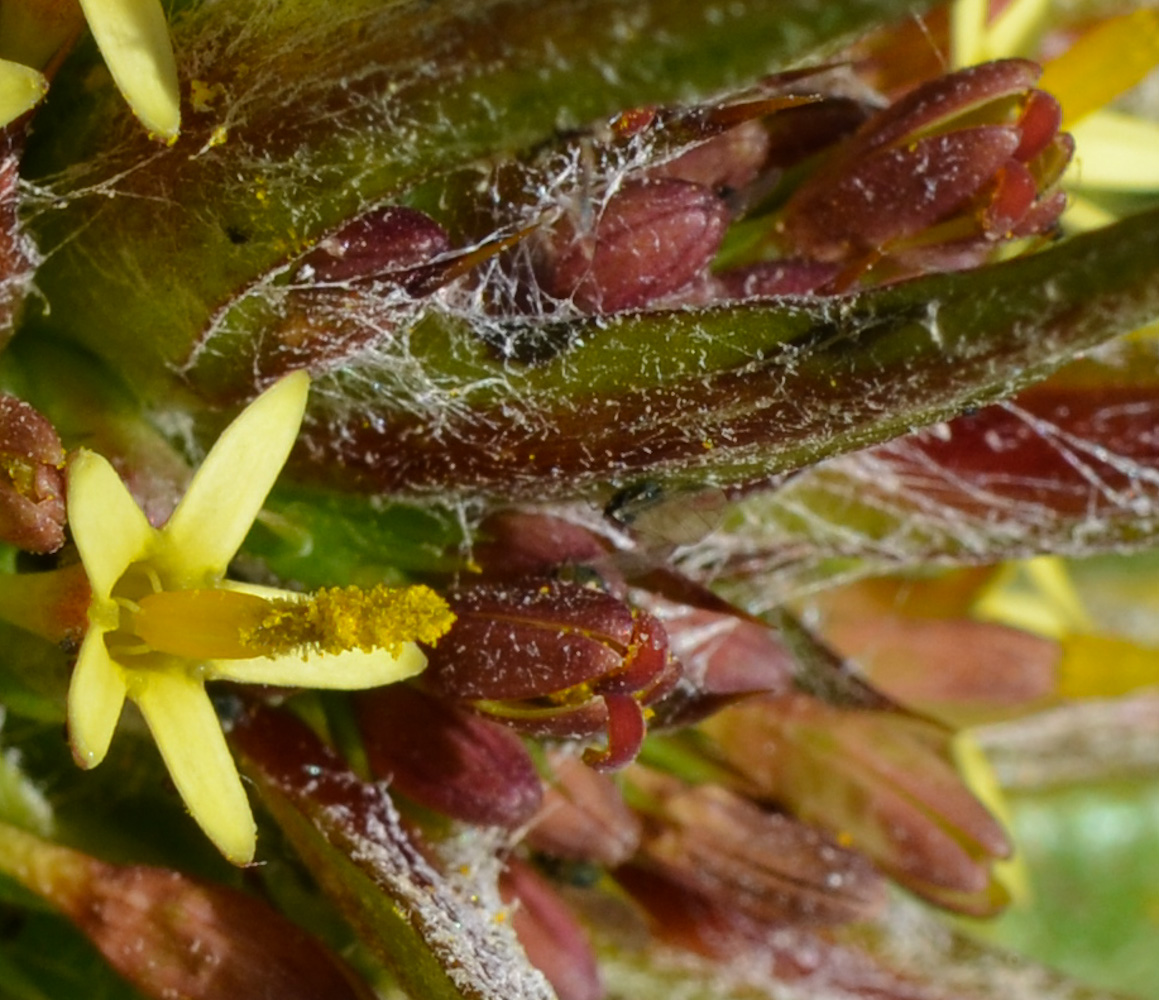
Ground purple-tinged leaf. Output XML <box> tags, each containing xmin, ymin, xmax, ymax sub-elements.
<box><xmin>696</xmin><ymin>344</ymin><xmax>1159</xmax><ymax>600</ymax></box>
<box><xmin>26</xmin><ymin>0</ymin><xmax>936</xmax><ymax>399</ymax></box>
<box><xmin>501</xmin><ymin>858</ymin><xmax>604</xmax><ymax>1000</ymax></box>
<box><xmin>294</xmin><ymin>205</ymin><xmax>1159</xmax><ymax>501</ymax></box>
<box><xmin>232</xmin><ymin>705</ymin><xmax>554</xmax><ymax>1000</ymax></box>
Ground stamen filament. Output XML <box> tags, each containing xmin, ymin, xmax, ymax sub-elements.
<box><xmin>128</xmin><ymin>583</ymin><xmax>455</xmax><ymax>661</ymax></box>
<box><xmin>132</xmin><ymin>589</ymin><xmax>273</xmax><ymax>659</ymax></box>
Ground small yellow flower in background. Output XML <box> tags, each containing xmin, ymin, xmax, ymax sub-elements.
<box><xmin>66</xmin><ymin>371</ymin><xmax>454</xmax><ymax>864</ymax></box>
<box><xmin>0</xmin><ymin>0</ymin><xmax>179</xmax><ymax>140</ymax></box>
<box><xmin>973</xmin><ymin>555</ymin><xmax>1159</xmax><ymax>700</ymax></box>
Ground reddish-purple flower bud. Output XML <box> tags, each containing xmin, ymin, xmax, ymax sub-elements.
<box><xmin>297</xmin><ymin>206</ymin><xmax>451</xmax><ymax>287</ymax></box>
<box><xmin>822</xmin><ymin>609</ymin><xmax>1057</xmax><ymax>713</ymax></box>
<box><xmin>0</xmin><ymin>395</ymin><xmax>66</xmax><ymax>553</ymax></box>
<box><xmin>355</xmin><ymin>684</ymin><xmax>543</xmax><ymax>829</ymax></box>
<box><xmin>249</xmin><ymin>207</ymin><xmax>456</xmax><ymax>387</ymax></box>
<box><xmin>615</xmin><ymin>863</ymin><xmax>918</xmax><ymax>991</ymax></box>
<box><xmin>526</xmin><ymin>753</ymin><xmax>642</xmax><ymax>866</ymax></box>
<box><xmin>630</xmin><ymin>771</ymin><xmax>887</xmax><ymax>926</ymax></box>
<box><xmin>717</xmin><ymin>258</ymin><xmax>842</xmax><ymax>298</ymax></box>
<box><xmin>787</xmin><ymin>125</ymin><xmax>1021</xmax><ymax>260</ymax></box>
<box><xmin>534</xmin><ymin>179</ymin><xmax>728</xmax><ymax>312</ymax></box>
<box><xmin>760</xmin><ymin>97</ymin><xmax>870</xmax><ymax>169</ymax></box>
<box><xmin>501</xmin><ymin>858</ymin><xmax>603</xmax><ymax>1000</ymax></box>
<box><xmin>853</xmin><ymin>58</ymin><xmax>1043</xmax><ymax>155</ymax></box>
<box><xmin>0</xmin><ymin>825</ymin><xmax>374</xmax><ymax>1000</ymax></box>
<box><xmin>643</xmin><ymin>600</ymin><xmax>796</xmax><ymax>727</ymax></box>
<box><xmin>781</xmin><ymin>59</ymin><xmax>1072</xmax><ymax>281</ymax></box>
<box><xmin>471</xmin><ymin>510</ymin><xmax>613</xmax><ymax>580</ymax></box>
<box><xmin>701</xmin><ymin>694</ymin><xmax>1013</xmax><ymax>916</ymax></box>
<box><xmin>422</xmin><ymin>580</ymin><xmax>679</xmax><ymax>769</ymax></box>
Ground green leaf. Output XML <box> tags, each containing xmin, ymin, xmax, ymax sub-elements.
<box><xmin>242</xmin><ymin>484</ymin><xmax>463</xmax><ymax>587</ymax></box>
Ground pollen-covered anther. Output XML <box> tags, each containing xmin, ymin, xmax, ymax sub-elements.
<box><xmin>241</xmin><ymin>583</ymin><xmax>456</xmax><ymax>658</ymax></box>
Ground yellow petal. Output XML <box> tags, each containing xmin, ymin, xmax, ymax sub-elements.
<box><xmin>67</xmin><ymin>449</ymin><xmax>156</xmax><ymax>600</ymax></box>
<box><xmin>1039</xmin><ymin>9</ymin><xmax>1159</xmax><ymax>128</ymax></box>
<box><xmin>218</xmin><ymin>579</ymin><xmax>303</xmax><ymax>600</ymax></box>
<box><xmin>983</xmin><ymin>0</ymin><xmax>1052</xmax><ymax>60</ymax></box>
<box><xmin>0</xmin><ymin>58</ymin><xmax>47</xmax><ymax>128</ymax></box>
<box><xmin>952</xmin><ymin>732</ymin><xmax>1030</xmax><ymax>907</ymax></box>
<box><xmin>1056</xmin><ymin>632</ymin><xmax>1159</xmax><ymax>699</ymax></box>
<box><xmin>132</xmin><ymin>670</ymin><xmax>256</xmax><ymax>864</ymax></box>
<box><xmin>1061</xmin><ymin>193</ymin><xmax>1119</xmax><ymax>233</ymax></box>
<box><xmin>206</xmin><ymin>642</ymin><xmax>427</xmax><ymax>689</ymax></box>
<box><xmin>77</xmin><ymin>0</ymin><xmax>180</xmax><ymax>141</ymax></box>
<box><xmin>971</xmin><ymin>556</ymin><xmax>1092</xmax><ymax>640</ymax></box>
<box><xmin>1068</xmin><ymin>111</ymin><xmax>1159</xmax><ymax>192</ymax></box>
<box><xmin>950</xmin><ymin>0</ymin><xmax>989</xmax><ymax>69</ymax></box>
<box><xmin>67</xmin><ymin>629</ymin><xmax>127</xmax><ymax>769</ymax></box>
<box><xmin>161</xmin><ymin>371</ymin><xmax>310</xmax><ymax>586</ymax></box>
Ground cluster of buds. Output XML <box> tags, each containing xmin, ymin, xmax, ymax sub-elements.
<box><xmin>206</xmin><ymin>57</ymin><xmax>1074</xmax><ymax>398</ymax></box>
<box><xmin>337</xmin><ymin>510</ymin><xmax>1013</xmax><ymax>1000</ymax></box>
<box><xmin>528</xmin><ymin>57</ymin><xmax>1072</xmax><ymax>305</ymax></box>
<box><xmin>0</xmin><ymin>16</ymin><xmax>1093</xmax><ymax>997</ymax></box>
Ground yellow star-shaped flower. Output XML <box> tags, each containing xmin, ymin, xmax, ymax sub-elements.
<box><xmin>65</xmin><ymin>371</ymin><xmax>452</xmax><ymax>864</ymax></box>
<box><xmin>0</xmin><ymin>0</ymin><xmax>179</xmax><ymax>140</ymax></box>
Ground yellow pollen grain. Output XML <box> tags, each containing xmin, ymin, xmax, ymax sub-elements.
<box><xmin>190</xmin><ymin>78</ymin><xmax>225</xmax><ymax>113</ymax></box>
<box><xmin>241</xmin><ymin>583</ymin><xmax>455</xmax><ymax>657</ymax></box>
<box><xmin>546</xmin><ymin>681</ymin><xmax>594</xmax><ymax>707</ymax></box>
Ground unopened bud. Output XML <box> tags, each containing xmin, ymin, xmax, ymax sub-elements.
<box><xmin>632</xmin><ymin>771</ymin><xmax>886</xmax><ymax>925</ymax></box>
<box><xmin>702</xmin><ymin>694</ymin><xmax>1013</xmax><ymax>916</ymax></box>
<box><xmin>535</xmin><ymin>179</ymin><xmax>728</xmax><ymax>312</ymax></box>
<box><xmin>355</xmin><ymin>684</ymin><xmax>543</xmax><ymax>828</ymax></box>
<box><xmin>0</xmin><ymin>822</ymin><xmax>373</xmax><ymax>1000</ymax></box>
<box><xmin>297</xmin><ymin>206</ymin><xmax>451</xmax><ymax>286</ymax></box>
<box><xmin>654</xmin><ymin>119</ymin><xmax>770</xmax><ymax>193</ymax></box>
<box><xmin>526</xmin><ymin>753</ymin><xmax>642</xmax><ymax>866</ymax></box>
<box><xmin>782</xmin><ymin>59</ymin><xmax>1072</xmax><ymax>280</ymax></box>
